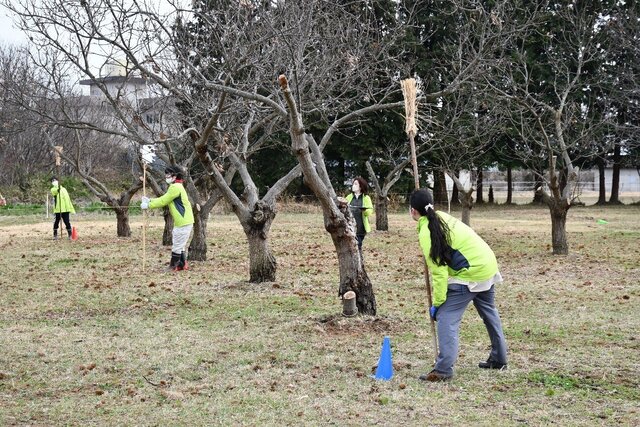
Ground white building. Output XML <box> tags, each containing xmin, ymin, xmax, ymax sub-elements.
<box><xmin>78</xmin><ymin>62</ymin><xmax>176</xmax><ymax>162</ymax></box>
<box><xmin>590</xmin><ymin>168</ymin><xmax>640</xmax><ymax>193</ymax></box>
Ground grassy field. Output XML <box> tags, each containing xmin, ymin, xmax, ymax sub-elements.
<box><xmin>1</xmin><ymin>204</ymin><xmax>639</xmax><ymax>426</ymax></box>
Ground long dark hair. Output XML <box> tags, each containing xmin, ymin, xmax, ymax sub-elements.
<box><xmin>410</xmin><ymin>189</ymin><xmax>451</xmax><ymax>266</ymax></box>
<box><xmin>353</xmin><ymin>176</ymin><xmax>369</xmax><ymax>195</ymax></box>
<box><xmin>165</xmin><ymin>166</ymin><xmax>184</xmax><ymax>180</ymax></box>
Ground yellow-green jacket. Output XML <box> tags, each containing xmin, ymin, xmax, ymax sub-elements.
<box><xmin>149</xmin><ymin>181</ymin><xmax>194</xmax><ymax>227</ymax></box>
<box><xmin>417</xmin><ymin>211</ymin><xmax>499</xmax><ymax>307</ymax></box>
<box><xmin>346</xmin><ymin>193</ymin><xmax>374</xmax><ymax>233</ymax></box>
<box><xmin>50</xmin><ymin>184</ymin><xmax>75</xmax><ymax>214</ymax></box>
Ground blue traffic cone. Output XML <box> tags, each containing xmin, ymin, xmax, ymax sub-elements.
<box><xmin>374</xmin><ymin>336</ymin><xmax>393</xmax><ymax>380</ymax></box>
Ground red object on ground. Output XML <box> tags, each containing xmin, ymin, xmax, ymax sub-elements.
<box><xmin>71</xmin><ymin>226</ymin><xmax>78</xmax><ymax>241</ymax></box>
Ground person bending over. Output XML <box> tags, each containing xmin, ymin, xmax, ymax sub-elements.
<box><xmin>410</xmin><ymin>189</ymin><xmax>507</xmax><ymax>382</ymax></box>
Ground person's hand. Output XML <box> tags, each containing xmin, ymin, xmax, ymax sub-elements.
<box><xmin>429</xmin><ymin>305</ymin><xmax>439</xmax><ymax>321</ymax></box>
<box><xmin>141</xmin><ymin>196</ymin><xmax>150</xmax><ymax>210</ymax></box>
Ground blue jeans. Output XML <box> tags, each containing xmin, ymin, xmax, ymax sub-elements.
<box><xmin>434</xmin><ymin>284</ymin><xmax>507</xmax><ymax>376</ymax></box>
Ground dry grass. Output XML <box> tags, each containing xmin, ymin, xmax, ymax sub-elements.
<box><xmin>1</xmin><ymin>204</ymin><xmax>639</xmax><ymax>426</ymax></box>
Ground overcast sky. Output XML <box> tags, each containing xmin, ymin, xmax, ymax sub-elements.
<box><xmin>0</xmin><ymin>6</ymin><xmax>27</xmax><ymax>46</ymax></box>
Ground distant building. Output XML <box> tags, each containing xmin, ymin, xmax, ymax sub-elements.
<box><xmin>589</xmin><ymin>167</ymin><xmax>640</xmax><ymax>193</ymax></box>
<box><xmin>78</xmin><ymin>61</ymin><xmax>177</xmax><ymax>164</ymax></box>
<box><xmin>79</xmin><ymin>61</ymin><xmax>150</xmax><ymax>103</ymax></box>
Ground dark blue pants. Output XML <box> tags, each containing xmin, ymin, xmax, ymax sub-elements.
<box><xmin>434</xmin><ymin>284</ymin><xmax>507</xmax><ymax>376</ymax></box>
<box><xmin>356</xmin><ymin>234</ymin><xmax>365</xmax><ymax>251</ymax></box>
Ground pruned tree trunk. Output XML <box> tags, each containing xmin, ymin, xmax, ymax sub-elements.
<box><xmin>459</xmin><ymin>188</ymin><xmax>473</xmax><ymax>226</ymax></box>
<box><xmin>548</xmin><ymin>199</ymin><xmax>569</xmax><ymax>255</ymax></box>
<box><xmin>279</xmin><ymin>75</ymin><xmax>378</xmax><ymax>315</ymax></box>
<box><xmin>448</xmin><ymin>171</ymin><xmax>473</xmax><ymax>226</ymax></box>
<box><xmin>375</xmin><ymin>193</ymin><xmax>388</xmax><ymax>231</ymax></box>
<box><xmin>243</xmin><ymin>200</ymin><xmax>277</xmax><ymax>282</ymax></box>
<box><xmin>115</xmin><ymin>208</ymin><xmax>131</xmax><ymax>237</ymax></box>
<box><xmin>332</xmin><ymin>203</ymin><xmax>376</xmax><ymax>315</ymax></box>
<box><xmin>365</xmin><ymin>159</ymin><xmax>407</xmax><ymax>233</ymax></box>
<box><xmin>476</xmin><ymin>169</ymin><xmax>484</xmax><ymax>204</ymax></box>
<box><xmin>532</xmin><ymin>172</ymin><xmax>544</xmax><ymax>204</ymax></box>
<box><xmin>189</xmin><ymin>208</ymin><xmax>208</xmax><ymax>261</ymax></box>
<box><xmin>433</xmin><ymin>170</ymin><xmax>448</xmax><ymax>206</ymax></box>
<box><xmin>536</xmin><ymin>164</ymin><xmax>572</xmax><ymax>256</ymax></box>
<box><xmin>609</xmin><ymin>143</ymin><xmax>621</xmax><ymax>204</ymax></box>
<box><xmin>451</xmin><ymin>183</ymin><xmax>460</xmax><ymax>206</ymax></box>
<box><xmin>596</xmin><ymin>158</ymin><xmax>606</xmax><ymax>205</ymax></box>
<box><xmin>506</xmin><ymin>165</ymin><xmax>513</xmax><ymax>205</ymax></box>
<box><xmin>162</xmin><ymin>208</ymin><xmax>173</xmax><ymax>246</ymax></box>
<box><xmin>246</xmin><ymin>231</ymin><xmax>276</xmax><ymax>282</ymax></box>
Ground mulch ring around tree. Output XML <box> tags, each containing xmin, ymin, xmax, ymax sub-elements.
<box><xmin>315</xmin><ymin>314</ymin><xmax>407</xmax><ymax>336</ymax></box>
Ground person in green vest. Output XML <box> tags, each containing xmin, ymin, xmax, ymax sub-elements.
<box><xmin>345</xmin><ymin>177</ymin><xmax>374</xmax><ymax>252</ymax></box>
<box><xmin>410</xmin><ymin>189</ymin><xmax>507</xmax><ymax>382</ymax></box>
<box><xmin>50</xmin><ymin>177</ymin><xmax>75</xmax><ymax>240</ymax></box>
<box><xmin>141</xmin><ymin>166</ymin><xmax>194</xmax><ymax>271</ymax></box>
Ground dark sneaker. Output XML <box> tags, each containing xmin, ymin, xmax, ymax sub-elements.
<box><xmin>478</xmin><ymin>359</ymin><xmax>507</xmax><ymax>370</ymax></box>
<box><xmin>418</xmin><ymin>370</ymin><xmax>452</xmax><ymax>382</ymax></box>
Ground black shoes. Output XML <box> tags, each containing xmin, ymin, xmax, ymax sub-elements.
<box><xmin>478</xmin><ymin>359</ymin><xmax>507</xmax><ymax>370</ymax></box>
<box><xmin>419</xmin><ymin>370</ymin><xmax>452</xmax><ymax>382</ymax></box>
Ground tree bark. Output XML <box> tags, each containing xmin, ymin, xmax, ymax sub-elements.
<box><xmin>476</xmin><ymin>169</ymin><xmax>484</xmax><ymax>204</ymax></box>
<box><xmin>609</xmin><ymin>143</ymin><xmax>621</xmax><ymax>204</ymax></box>
<box><xmin>432</xmin><ymin>170</ymin><xmax>448</xmax><ymax>206</ymax></box>
<box><xmin>332</xmin><ymin>204</ymin><xmax>376</xmax><ymax>315</ymax></box>
<box><xmin>189</xmin><ymin>208</ymin><xmax>209</xmax><ymax>261</ymax></box>
<box><xmin>375</xmin><ymin>193</ymin><xmax>388</xmax><ymax>231</ymax></box>
<box><xmin>532</xmin><ymin>173</ymin><xmax>544</xmax><ymax>204</ymax></box>
<box><xmin>451</xmin><ymin>183</ymin><xmax>460</xmax><ymax>206</ymax></box>
<box><xmin>459</xmin><ymin>188</ymin><xmax>473</xmax><ymax>226</ymax></box>
<box><xmin>279</xmin><ymin>75</ymin><xmax>377</xmax><ymax>315</ymax></box>
<box><xmin>549</xmin><ymin>201</ymin><xmax>569</xmax><ymax>255</ymax></box>
<box><xmin>242</xmin><ymin>200</ymin><xmax>277</xmax><ymax>283</ymax></box>
<box><xmin>115</xmin><ymin>209</ymin><xmax>131</xmax><ymax>237</ymax></box>
<box><xmin>506</xmin><ymin>165</ymin><xmax>513</xmax><ymax>205</ymax></box>
<box><xmin>162</xmin><ymin>208</ymin><xmax>174</xmax><ymax>246</ymax></box>
<box><xmin>596</xmin><ymin>158</ymin><xmax>606</xmax><ymax>205</ymax></box>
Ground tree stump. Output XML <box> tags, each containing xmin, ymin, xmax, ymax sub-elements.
<box><xmin>342</xmin><ymin>291</ymin><xmax>358</xmax><ymax>317</ymax></box>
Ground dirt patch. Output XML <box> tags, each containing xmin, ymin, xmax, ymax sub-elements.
<box><xmin>316</xmin><ymin>314</ymin><xmax>404</xmax><ymax>336</ymax></box>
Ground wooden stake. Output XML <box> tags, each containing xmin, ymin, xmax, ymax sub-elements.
<box><xmin>401</xmin><ymin>78</ymin><xmax>439</xmax><ymax>360</ymax></box>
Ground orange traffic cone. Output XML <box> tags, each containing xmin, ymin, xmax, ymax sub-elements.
<box><xmin>71</xmin><ymin>226</ymin><xmax>78</xmax><ymax>241</ymax></box>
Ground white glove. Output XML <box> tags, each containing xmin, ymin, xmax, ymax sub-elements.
<box><xmin>141</xmin><ymin>196</ymin><xmax>150</xmax><ymax>210</ymax></box>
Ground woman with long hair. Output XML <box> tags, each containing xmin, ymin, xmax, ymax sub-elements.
<box><xmin>346</xmin><ymin>176</ymin><xmax>373</xmax><ymax>251</ymax></box>
<box><xmin>410</xmin><ymin>189</ymin><xmax>507</xmax><ymax>381</ymax></box>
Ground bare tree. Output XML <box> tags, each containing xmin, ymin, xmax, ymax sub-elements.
<box><xmin>0</xmin><ymin>46</ymin><xmax>61</xmax><ymax>195</ymax></box>
<box><xmin>426</xmin><ymin>86</ymin><xmax>503</xmax><ymax>225</ymax></box>
<box><xmin>365</xmin><ymin>140</ymin><xmax>430</xmax><ymax>231</ymax></box>
<box><xmin>485</xmin><ymin>2</ymin><xmax>621</xmax><ymax>254</ymax></box>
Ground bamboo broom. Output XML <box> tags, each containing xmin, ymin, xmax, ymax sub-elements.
<box><xmin>401</xmin><ymin>78</ymin><xmax>439</xmax><ymax>360</ymax></box>
<box><xmin>142</xmin><ymin>161</ymin><xmax>147</xmax><ymax>273</ymax></box>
